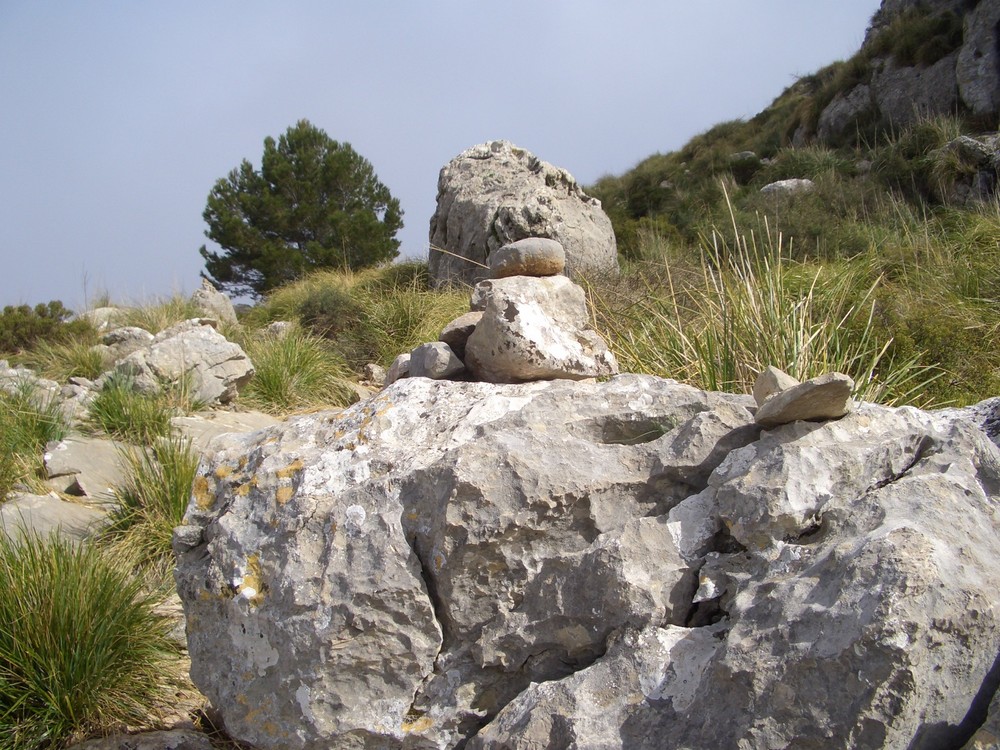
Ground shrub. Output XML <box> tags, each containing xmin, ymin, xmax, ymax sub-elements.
<box><xmin>247</xmin><ymin>262</ymin><xmax>470</xmax><ymax>371</ymax></box>
<box><xmin>0</xmin><ymin>532</ymin><xmax>176</xmax><ymax>748</ymax></box>
<box><xmin>0</xmin><ymin>301</ymin><xmax>93</xmax><ymax>355</ymax></box>
<box><xmin>102</xmin><ymin>437</ymin><xmax>200</xmax><ymax>573</ymax></box>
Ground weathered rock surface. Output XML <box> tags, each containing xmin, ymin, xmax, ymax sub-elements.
<box><xmin>44</xmin><ymin>435</ymin><xmax>126</xmax><ymax>505</ymax></box>
<box><xmin>66</xmin><ymin>729</ymin><xmax>213</xmax><ymax>750</ymax></box>
<box><xmin>190</xmin><ymin>278</ymin><xmax>238</xmax><ymax>326</ymax></box>
<box><xmin>464</xmin><ymin>275</ymin><xmax>618</xmax><ymax>383</ymax></box>
<box><xmin>428</xmin><ymin>141</ymin><xmax>618</xmax><ymax>286</ymax></box>
<box><xmin>957</xmin><ymin>0</ymin><xmax>1000</xmax><ymax>117</ymax></box>
<box><xmin>751</xmin><ymin>365</ymin><xmax>800</xmax><ymax>406</ymax></box>
<box><xmin>409</xmin><ymin>341</ymin><xmax>466</xmax><ymax>380</ymax></box>
<box><xmin>0</xmin><ymin>492</ymin><xmax>107</xmax><ymax>542</ymax></box>
<box><xmin>385</xmin><ymin>352</ymin><xmax>411</xmax><ymax>386</ymax></box>
<box><xmin>812</xmin><ymin>1</ymin><xmax>1000</xmax><ymax>148</ymax></box>
<box><xmin>438</xmin><ymin>311</ymin><xmax>483</xmax><ymax>361</ymax></box>
<box><xmin>175</xmin><ymin>374</ymin><xmax>1000</xmax><ymax>749</ymax></box>
<box><xmin>113</xmin><ymin>319</ymin><xmax>254</xmax><ymax>405</ymax></box>
<box><xmin>871</xmin><ymin>52</ymin><xmax>960</xmax><ymax>127</ymax></box>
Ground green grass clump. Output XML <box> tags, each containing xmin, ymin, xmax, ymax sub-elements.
<box><xmin>239</xmin><ymin>326</ymin><xmax>358</xmax><ymax>414</ymax></box>
<box><xmin>0</xmin><ymin>532</ymin><xmax>176</xmax><ymax>749</ymax></box>
<box><xmin>15</xmin><ymin>336</ymin><xmax>108</xmax><ymax>383</ymax></box>
<box><xmin>114</xmin><ymin>295</ymin><xmax>203</xmax><ymax>335</ymax></box>
<box><xmin>588</xmin><ymin>197</ymin><xmax>942</xmax><ymax>407</ymax></box>
<box><xmin>0</xmin><ymin>383</ymin><xmax>67</xmax><ymax>500</ymax></box>
<box><xmin>87</xmin><ymin>374</ymin><xmax>174</xmax><ymax>445</ymax></box>
<box><xmin>102</xmin><ymin>437</ymin><xmax>200</xmax><ymax>573</ymax></box>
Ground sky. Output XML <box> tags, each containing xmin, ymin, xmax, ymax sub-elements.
<box><xmin>0</xmin><ymin>1</ymin><xmax>882</xmax><ymax>310</ymax></box>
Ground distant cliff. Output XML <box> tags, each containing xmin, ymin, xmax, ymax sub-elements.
<box><xmin>806</xmin><ymin>0</ymin><xmax>1000</xmax><ymax>146</ymax></box>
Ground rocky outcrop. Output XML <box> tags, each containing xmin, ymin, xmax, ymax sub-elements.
<box><xmin>190</xmin><ymin>278</ymin><xmax>238</xmax><ymax>326</ymax></box>
<box><xmin>428</xmin><ymin>141</ymin><xmax>619</xmax><ymax>286</ymax></box>
<box><xmin>815</xmin><ymin>0</ymin><xmax>1000</xmax><ymax>144</ymax></box>
<box><xmin>175</xmin><ymin>375</ymin><xmax>1000</xmax><ymax>749</ymax></box>
<box><xmin>112</xmin><ymin>319</ymin><xmax>254</xmax><ymax>406</ymax></box>
<box><xmin>759</xmin><ymin>177</ymin><xmax>816</xmax><ymax>196</ymax></box>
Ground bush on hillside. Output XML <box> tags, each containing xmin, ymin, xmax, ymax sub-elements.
<box><xmin>0</xmin><ymin>301</ymin><xmax>93</xmax><ymax>355</ymax></box>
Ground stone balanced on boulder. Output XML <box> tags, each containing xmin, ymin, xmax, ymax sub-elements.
<box><xmin>389</xmin><ymin>237</ymin><xmax>618</xmax><ymax>385</ymax></box>
<box><xmin>428</xmin><ymin>141</ymin><xmax>619</xmax><ymax>286</ymax></box>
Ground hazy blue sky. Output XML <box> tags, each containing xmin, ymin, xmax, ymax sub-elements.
<box><xmin>0</xmin><ymin>1</ymin><xmax>881</xmax><ymax>309</ymax></box>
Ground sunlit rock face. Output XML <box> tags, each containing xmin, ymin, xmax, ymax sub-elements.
<box><xmin>175</xmin><ymin>375</ymin><xmax>1000</xmax><ymax>749</ymax></box>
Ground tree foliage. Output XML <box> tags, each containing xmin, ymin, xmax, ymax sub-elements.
<box><xmin>200</xmin><ymin>120</ymin><xmax>403</xmax><ymax>299</ymax></box>
<box><xmin>0</xmin><ymin>300</ymin><xmax>89</xmax><ymax>354</ymax></box>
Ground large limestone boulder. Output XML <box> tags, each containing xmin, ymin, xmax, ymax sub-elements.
<box><xmin>176</xmin><ymin>375</ymin><xmax>1000</xmax><ymax>748</ymax></box>
<box><xmin>428</xmin><ymin>141</ymin><xmax>619</xmax><ymax>286</ymax></box>
<box><xmin>112</xmin><ymin>319</ymin><xmax>253</xmax><ymax>405</ymax></box>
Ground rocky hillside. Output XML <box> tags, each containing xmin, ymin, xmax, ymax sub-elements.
<box><xmin>587</xmin><ymin>0</ymin><xmax>1000</xmax><ymax>407</ymax></box>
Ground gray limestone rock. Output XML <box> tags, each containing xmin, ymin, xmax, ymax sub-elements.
<box><xmin>0</xmin><ymin>493</ymin><xmax>107</xmax><ymax>542</ymax></box>
<box><xmin>175</xmin><ymin>375</ymin><xmax>752</xmax><ymax>749</ymax></box>
<box><xmin>384</xmin><ymin>352</ymin><xmax>411</xmax><ymax>386</ymax></box>
<box><xmin>65</xmin><ymin>729</ymin><xmax>214</xmax><ymax>750</ymax></box>
<box><xmin>958</xmin><ymin>0</ymin><xmax>1000</xmax><ymax>117</ymax></box>
<box><xmin>463</xmin><ymin>402</ymin><xmax>1000</xmax><ymax>749</ymax></box>
<box><xmin>102</xmin><ymin>326</ymin><xmax>154</xmax><ymax>361</ymax></box>
<box><xmin>113</xmin><ymin>319</ymin><xmax>254</xmax><ymax>405</ymax></box>
<box><xmin>78</xmin><ymin>306</ymin><xmax>130</xmax><ymax>332</ymax></box>
<box><xmin>754</xmin><ymin>372</ymin><xmax>854</xmax><ymax>427</ymax></box>
<box><xmin>872</xmin><ymin>52</ymin><xmax>960</xmax><ymax>127</ymax></box>
<box><xmin>759</xmin><ymin>178</ymin><xmax>816</xmax><ymax>196</ymax></box>
<box><xmin>44</xmin><ymin>435</ymin><xmax>125</xmax><ymax>506</ymax></box>
<box><xmin>464</xmin><ymin>275</ymin><xmax>618</xmax><ymax>383</ymax></box>
<box><xmin>439</xmin><ymin>311</ymin><xmax>483</xmax><ymax>361</ymax></box>
<box><xmin>752</xmin><ymin>365</ymin><xmax>800</xmax><ymax>407</ymax></box>
<box><xmin>488</xmin><ymin>238</ymin><xmax>566</xmax><ymax>279</ymax></box>
<box><xmin>409</xmin><ymin>342</ymin><xmax>466</xmax><ymax>380</ymax></box>
<box><xmin>190</xmin><ymin>278</ymin><xmax>238</xmax><ymax>326</ymax></box>
<box><xmin>817</xmin><ymin>84</ymin><xmax>874</xmax><ymax>143</ymax></box>
<box><xmin>170</xmin><ymin>410</ymin><xmax>280</xmax><ymax>452</ymax></box>
<box><xmin>175</xmin><ymin>376</ymin><xmax>1000</xmax><ymax>748</ymax></box>
<box><xmin>428</xmin><ymin>140</ymin><xmax>619</xmax><ymax>286</ymax></box>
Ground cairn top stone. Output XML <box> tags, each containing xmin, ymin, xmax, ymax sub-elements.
<box><xmin>489</xmin><ymin>238</ymin><xmax>566</xmax><ymax>279</ymax></box>
<box><xmin>754</xmin><ymin>371</ymin><xmax>855</xmax><ymax>427</ymax></box>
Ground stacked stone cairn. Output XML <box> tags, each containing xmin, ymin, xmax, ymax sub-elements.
<box><xmin>386</xmin><ymin>237</ymin><xmax>619</xmax><ymax>385</ymax></box>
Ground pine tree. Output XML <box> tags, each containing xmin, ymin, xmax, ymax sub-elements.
<box><xmin>200</xmin><ymin>120</ymin><xmax>402</xmax><ymax>299</ymax></box>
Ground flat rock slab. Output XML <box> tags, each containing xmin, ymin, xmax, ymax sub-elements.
<box><xmin>1</xmin><ymin>493</ymin><xmax>107</xmax><ymax>542</ymax></box>
<box><xmin>171</xmin><ymin>410</ymin><xmax>280</xmax><ymax>451</ymax></box>
<box><xmin>66</xmin><ymin>729</ymin><xmax>213</xmax><ymax>750</ymax></box>
<box><xmin>44</xmin><ymin>435</ymin><xmax>125</xmax><ymax>505</ymax></box>
<box><xmin>754</xmin><ymin>372</ymin><xmax>854</xmax><ymax>427</ymax></box>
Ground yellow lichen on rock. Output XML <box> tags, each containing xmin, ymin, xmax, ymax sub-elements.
<box><xmin>193</xmin><ymin>475</ymin><xmax>214</xmax><ymax>509</ymax></box>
